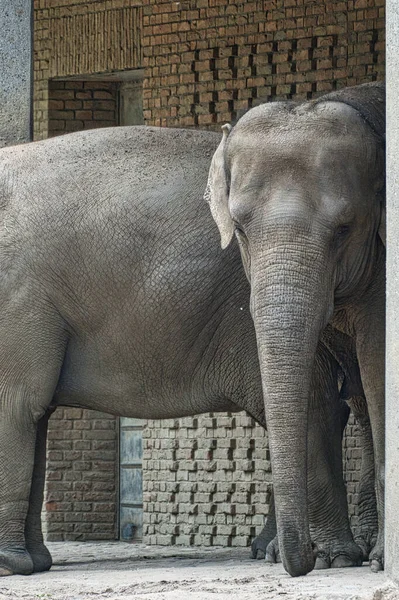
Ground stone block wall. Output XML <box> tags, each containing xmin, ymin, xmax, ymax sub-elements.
<box><xmin>48</xmin><ymin>80</ymin><xmax>119</xmax><ymax>137</ymax></box>
<box><xmin>143</xmin><ymin>414</ymin><xmax>271</xmax><ymax>547</ymax></box>
<box><xmin>44</xmin><ymin>408</ymin><xmax>118</xmax><ymax>541</ymax></box>
<box><xmin>143</xmin><ymin>413</ymin><xmax>364</xmax><ymax>547</ymax></box>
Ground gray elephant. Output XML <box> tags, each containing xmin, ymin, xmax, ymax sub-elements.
<box><xmin>206</xmin><ymin>82</ymin><xmax>385</xmax><ymax>576</ymax></box>
<box><xmin>0</xmin><ymin>125</ymin><xmax>367</xmax><ymax>576</ymax></box>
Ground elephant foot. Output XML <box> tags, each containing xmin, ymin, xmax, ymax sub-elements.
<box><xmin>370</xmin><ymin>559</ymin><xmax>383</xmax><ymax>573</ymax></box>
<box><xmin>331</xmin><ymin>554</ymin><xmax>361</xmax><ymax>568</ymax></box>
<box><xmin>313</xmin><ymin>541</ymin><xmax>363</xmax><ymax>570</ymax></box>
<box><xmin>355</xmin><ymin>530</ymin><xmax>378</xmax><ymax>562</ymax></box>
<box><xmin>251</xmin><ymin>508</ymin><xmax>277</xmax><ymax>560</ymax></box>
<box><xmin>251</xmin><ymin>531</ymin><xmax>276</xmax><ymax>560</ymax></box>
<box><xmin>27</xmin><ymin>543</ymin><xmax>53</xmax><ymax>572</ymax></box>
<box><xmin>369</xmin><ymin>537</ymin><xmax>384</xmax><ymax>572</ymax></box>
<box><xmin>251</xmin><ymin>539</ymin><xmax>266</xmax><ymax>560</ymax></box>
<box><xmin>265</xmin><ymin>535</ymin><xmax>281</xmax><ymax>564</ymax></box>
<box><xmin>0</xmin><ymin>548</ymin><xmax>34</xmax><ymax>576</ymax></box>
<box><xmin>265</xmin><ymin>535</ymin><xmax>363</xmax><ymax>570</ymax></box>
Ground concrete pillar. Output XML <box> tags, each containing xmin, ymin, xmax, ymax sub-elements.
<box><xmin>385</xmin><ymin>0</ymin><xmax>399</xmax><ymax>584</ymax></box>
<box><xmin>0</xmin><ymin>0</ymin><xmax>32</xmax><ymax>147</ymax></box>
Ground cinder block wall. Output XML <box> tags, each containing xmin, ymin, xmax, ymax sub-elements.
<box><xmin>143</xmin><ymin>415</ymin><xmax>271</xmax><ymax>547</ymax></box>
<box><xmin>343</xmin><ymin>415</ymin><xmax>364</xmax><ymax>531</ymax></box>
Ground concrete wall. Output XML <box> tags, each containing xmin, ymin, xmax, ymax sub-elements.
<box><xmin>0</xmin><ymin>0</ymin><xmax>32</xmax><ymax>146</ymax></box>
<box><xmin>385</xmin><ymin>0</ymin><xmax>399</xmax><ymax>584</ymax></box>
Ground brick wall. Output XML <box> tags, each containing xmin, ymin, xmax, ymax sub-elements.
<box><xmin>143</xmin><ymin>415</ymin><xmax>271</xmax><ymax>547</ymax></box>
<box><xmin>33</xmin><ymin>0</ymin><xmax>143</xmax><ymax>140</ymax></box>
<box><xmin>141</xmin><ymin>0</ymin><xmax>385</xmax><ymax>128</ymax></box>
<box><xmin>343</xmin><ymin>415</ymin><xmax>363</xmax><ymax>532</ymax></box>
<box><xmin>48</xmin><ymin>80</ymin><xmax>119</xmax><ymax>138</ymax></box>
<box><xmin>143</xmin><ymin>415</ymin><xmax>364</xmax><ymax>548</ymax></box>
<box><xmin>44</xmin><ymin>408</ymin><xmax>118</xmax><ymax>541</ymax></box>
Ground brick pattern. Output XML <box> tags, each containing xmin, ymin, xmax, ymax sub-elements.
<box><xmin>48</xmin><ymin>80</ymin><xmax>119</xmax><ymax>137</ymax></box>
<box><xmin>33</xmin><ymin>0</ymin><xmax>143</xmax><ymax>140</ymax></box>
<box><xmin>143</xmin><ymin>414</ymin><xmax>271</xmax><ymax>547</ymax></box>
<box><xmin>44</xmin><ymin>408</ymin><xmax>118</xmax><ymax>541</ymax></box>
<box><xmin>142</xmin><ymin>0</ymin><xmax>385</xmax><ymax>128</ymax></box>
<box><xmin>343</xmin><ymin>414</ymin><xmax>363</xmax><ymax>534</ymax></box>
<box><xmin>143</xmin><ymin>414</ymin><xmax>364</xmax><ymax>547</ymax></box>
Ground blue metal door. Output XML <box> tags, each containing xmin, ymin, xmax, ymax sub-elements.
<box><xmin>119</xmin><ymin>417</ymin><xmax>143</xmax><ymax>541</ymax></box>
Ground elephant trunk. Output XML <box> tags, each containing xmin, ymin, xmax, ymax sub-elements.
<box><xmin>251</xmin><ymin>242</ymin><xmax>331</xmax><ymax>577</ymax></box>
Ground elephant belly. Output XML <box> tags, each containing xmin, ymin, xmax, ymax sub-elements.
<box><xmin>52</xmin><ymin>334</ymin><xmax>235</xmax><ymax>419</ymax></box>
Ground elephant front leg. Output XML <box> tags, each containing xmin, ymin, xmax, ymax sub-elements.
<box><xmin>24</xmin><ymin>411</ymin><xmax>53</xmax><ymax>573</ymax></box>
<box><xmin>0</xmin><ymin>399</ymin><xmax>37</xmax><ymax>575</ymax></box>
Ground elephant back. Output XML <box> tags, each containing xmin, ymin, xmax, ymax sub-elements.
<box><xmin>315</xmin><ymin>82</ymin><xmax>385</xmax><ymax>146</ymax></box>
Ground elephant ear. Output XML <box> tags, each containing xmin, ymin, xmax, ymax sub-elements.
<box><xmin>319</xmin><ymin>82</ymin><xmax>386</xmax><ymax>245</ymax></box>
<box><xmin>204</xmin><ymin>124</ymin><xmax>234</xmax><ymax>249</ymax></box>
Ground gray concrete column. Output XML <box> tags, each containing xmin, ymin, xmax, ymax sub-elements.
<box><xmin>0</xmin><ymin>0</ymin><xmax>32</xmax><ymax>147</ymax></box>
<box><xmin>385</xmin><ymin>0</ymin><xmax>399</xmax><ymax>584</ymax></box>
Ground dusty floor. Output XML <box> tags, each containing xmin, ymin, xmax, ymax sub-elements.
<box><xmin>0</xmin><ymin>542</ymin><xmax>397</xmax><ymax>600</ymax></box>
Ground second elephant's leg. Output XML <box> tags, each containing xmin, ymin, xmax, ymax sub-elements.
<box><xmin>251</xmin><ymin>489</ymin><xmax>276</xmax><ymax>559</ymax></box>
<box><xmin>346</xmin><ymin>396</ymin><xmax>378</xmax><ymax>561</ymax></box>
<box><xmin>307</xmin><ymin>345</ymin><xmax>363</xmax><ymax>569</ymax></box>
<box><xmin>354</xmin><ymin>261</ymin><xmax>385</xmax><ymax>572</ymax></box>
<box><xmin>24</xmin><ymin>411</ymin><xmax>53</xmax><ymax>573</ymax></box>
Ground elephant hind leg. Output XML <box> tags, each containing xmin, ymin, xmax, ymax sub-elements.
<box><xmin>24</xmin><ymin>410</ymin><xmax>54</xmax><ymax>573</ymax></box>
<box><xmin>251</xmin><ymin>488</ymin><xmax>276</xmax><ymax>559</ymax></box>
<box><xmin>0</xmin><ymin>295</ymin><xmax>66</xmax><ymax>575</ymax></box>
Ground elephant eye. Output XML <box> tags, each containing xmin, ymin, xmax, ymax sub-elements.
<box><xmin>335</xmin><ymin>225</ymin><xmax>350</xmax><ymax>237</ymax></box>
<box><xmin>233</xmin><ymin>220</ymin><xmax>245</xmax><ymax>235</ymax></box>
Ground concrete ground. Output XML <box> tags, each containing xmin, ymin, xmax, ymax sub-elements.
<box><xmin>1</xmin><ymin>542</ymin><xmax>397</xmax><ymax>600</ymax></box>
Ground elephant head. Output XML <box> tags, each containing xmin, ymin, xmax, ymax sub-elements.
<box><xmin>205</xmin><ymin>82</ymin><xmax>385</xmax><ymax>577</ymax></box>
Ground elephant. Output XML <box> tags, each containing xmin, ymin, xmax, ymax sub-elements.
<box><xmin>206</xmin><ymin>81</ymin><xmax>385</xmax><ymax>577</ymax></box>
<box><xmin>0</xmin><ymin>124</ymin><xmax>369</xmax><ymax>576</ymax></box>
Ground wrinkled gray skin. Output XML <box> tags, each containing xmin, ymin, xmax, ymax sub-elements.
<box><xmin>0</xmin><ymin>126</ymin><xmax>367</xmax><ymax>577</ymax></box>
<box><xmin>252</xmin><ymin>332</ymin><xmax>377</xmax><ymax>568</ymax></box>
<box><xmin>207</xmin><ymin>82</ymin><xmax>385</xmax><ymax>577</ymax></box>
